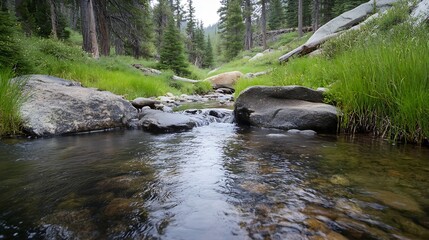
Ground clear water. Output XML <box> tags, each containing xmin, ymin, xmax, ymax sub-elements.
<box><xmin>0</xmin><ymin>123</ymin><xmax>428</xmax><ymax>239</ymax></box>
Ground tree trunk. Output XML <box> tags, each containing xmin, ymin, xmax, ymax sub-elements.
<box><xmin>49</xmin><ymin>0</ymin><xmax>57</xmax><ymax>39</ymax></box>
<box><xmin>244</xmin><ymin>0</ymin><xmax>253</xmax><ymax>50</ymax></box>
<box><xmin>81</xmin><ymin>0</ymin><xmax>99</xmax><ymax>59</ymax></box>
<box><xmin>261</xmin><ymin>0</ymin><xmax>267</xmax><ymax>49</ymax></box>
<box><xmin>94</xmin><ymin>0</ymin><xmax>110</xmax><ymax>56</ymax></box>
<box><xmin>312</xmin><ymin>0</ymin><xmax>320</xmax><ymax>31</ymax></box>
<box><xmin>298</xmin><ymin>0</ymin><xmax>303</xmax><ymax>37</ymax></box>
<box><xmin>15</xmin><ymin>0</ymin><xmax>23</xmax><ymax>17</ymax></box>
<box><xmin>114</xmin><ymin>37</ymin><xmax>124</xmax><ymax>55</ymax></box>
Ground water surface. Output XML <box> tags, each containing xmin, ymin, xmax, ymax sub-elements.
<box><xmin>0</xmin><ymin>123</ymin><xmax>428</xmax><ymax>239</ymax></box>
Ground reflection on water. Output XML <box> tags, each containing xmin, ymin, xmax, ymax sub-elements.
<box><xmin>0</xmin><ymin>123</ymin><xmax>428</xmax><ymax>239</ymax></box>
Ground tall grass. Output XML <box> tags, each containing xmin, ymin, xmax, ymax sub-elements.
<box><xmin>19</xmin><ymin>37</ymin><xmax>211</xmax><ymax>99</ymax></box>
<box><xmin>234</xmin><ymin>2</ymin><xmax>429</xmax><ymax>143</ymax></box>
<box><xmin>0</xmin><ymin>70</ymin><xmax>26</xmax><ymax>136</ymax></box>
<box><xmin>330</xmin><ymin>23</ymin><xmax>429</xmax><ymax>143</ymax></box>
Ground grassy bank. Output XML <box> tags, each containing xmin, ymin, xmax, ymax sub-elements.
<box><xmin>0</xmin><ymin>70</ymin><xmax>26</xmax><ymax>136</ymax></box>
<box><xmin>17</xmin><ymin>37</ymin><xmax>212</xmax><ymax>99</ymax></box>
<box><xmin>235</xmin><ymin>2</ymin><xmax>429</xmax><ymax>143</ymax></box>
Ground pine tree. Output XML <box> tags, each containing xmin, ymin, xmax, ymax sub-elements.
<box><xmin>153</xmin><ymin>0</ymin><xmax>171</xmax><ymax>56</ymax></box>
<box><xmin>268</xmin><ymin>0</ymin><xmax>285</xmax><ymax>30</ymax></box>
<box><xmin>193</xmin><ymin>21</ymin><xmax>206</xmax><ymax>67</ymax></box>
<box><xmin>203</xmin><ymin>35</ymin><xmax>214</xmax><ymax>68</ymax></box>
<box><xmin>0</xmin><ymin>11</ymin><xmax>31</xmax><ymax>73</ymax></box>
<box><xmin>159</xmin><ymin>16</ymin><xmax>190</xmax><ymax>76</ymax></box>
<box><xmin>185</xmin><ymin>0</ymin><xmax>197</xmax><ymax>64</ymax></box>
<box><xmin>224</xmin><ymin>0</ymin><xmax>244</xmax><ymax>60</ymax></box>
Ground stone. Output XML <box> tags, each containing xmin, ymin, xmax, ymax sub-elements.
<box><xmin>234</xmin><ymin>86</ymin><xmax>338</xmax><ymax>133</ymax></box>
<box><xmin>215</xmin><ymin>88</ymin><xmax>235</xmax><ymax>94</ymax></box>
<box><xmin>204</xmin><ymin>71</ymin><xmax>244</xmax><ymax>89</ymax></box>
<box><xmin>368</xmin><ymin>189</ymin><xmax>423</xmax><ymax>213</ymax></box>
<box><xmin>137</xmin><ymin>109</ymin><xmax>199</xmax><ymax>133</ymax></box>
<box><xmin>411</xmin><ymin>0</ymin><xmax>429</xmax><ymax>25</ymax></box>
<box><xmin>19</xmin><ymin>75</ymin><xmax>136</xmax><ymax>136</ymax></box>
<box><xmin>131</xmin><ymin>97</ymin><xmax>160</xmax><ymax>112</ymax></box>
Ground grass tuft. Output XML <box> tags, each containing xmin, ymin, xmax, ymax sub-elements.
<box><xmin>0</xmin><ymin>70</ymin><xmax>27</xmax><ymax>136</ymax></box>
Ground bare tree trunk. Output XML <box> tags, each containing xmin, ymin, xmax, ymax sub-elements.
<box><xmin>49</xmin><ymin>0</ymin><xmax>57</xmax><ymax>39</ymax></box>
<box><xmin>261</xmin><ymin>0</ymin><xmax>267</xmax><ymax>49</ymax></box>
<box><xmin>81</xmin><ymin>0</ymin><xmax>99</xmax><ymax>59</ymax></box>
<box><xmin>298</xmin><ymin>0</ymin><xmax>303</xmax><ymax>37</ymax></box>
<box><xmin>114</xmin><ymin>37</ymin><xmax>124</xmax><ymax>55</ymax></box>
<box><xmin>312</xmin><ymin>0</ymin><xmax>320</xmax><ymax>31</ymax></box>
<box><xmin>244</xmin><ymin>0</ymin><xmax>253</xmax><ymax>50</ymax></box>
<box><xmin>15</xmin><ymin>0</ymin><xmax>22</xmax><ymax>17</ymax></box>
<box><xmin>94</xmin><ymin>0</ymin><xmax>110</xmax><ymax>56</ymax></box>
<box><xmin>88</xmin><ymin>0</ymin><xmax>99</xmax><ymax>58</ymax></box>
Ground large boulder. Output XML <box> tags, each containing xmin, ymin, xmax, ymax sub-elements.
<box><xmin>137</xmin><ymin>109</ymin><xmax>198</xmax><ymax>133</ymax></box>
<box><xmin>234</xmin><ymin>86</ymin><xmax>338</xmax><ymax>133</ymax></box>
<box><xmin>20</xmin><ymin>75</ymin><xmax>136</xmax><ymax>136</ymax></box>
<box><xmin>205</xmin><ymin>71</ymin><xmax>244</xmax><ymax>89</ymax></box>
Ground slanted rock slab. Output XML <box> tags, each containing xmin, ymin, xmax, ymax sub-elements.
<box><xmin>234</xmin><ymin>86</ymin><xmax>338</xmax><ymax>133</ymax></box>
<box><xmin>205</xmin><ymin>71</ymin><xmax>244</xmax><ymax>89</ymax></box>
<box><xmin>20</xmin><ymin>75</ymin><xmax>136</xmax><ymax>136</ymax></box>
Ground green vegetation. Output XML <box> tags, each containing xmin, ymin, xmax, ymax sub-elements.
<box><xmin>235</xmin><ymin>2</ymin><xmax>429</xmax><ymax>143</ymax></box>
<box><xmin>0</xmin><ymin>70</ymin><xmax>26</xmax><ymax>136</ymax></box>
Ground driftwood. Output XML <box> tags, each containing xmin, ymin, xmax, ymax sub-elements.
<box><xmin>278</xmin><ymin>33</ymin><xmax>340</xmax><ymax>62</ymax></box>
<box><xmin>171</xmin><ymin>75</ymin><xmax>200</xmax><ymax>83</ymax></box>
<box><xmin>278</xmin><ymin>0</ymin><xmax>400</xmax><ymax>62</ymax></box>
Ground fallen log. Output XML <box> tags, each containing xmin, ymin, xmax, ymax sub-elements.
<box><xmin>171</xmin><ymin>75</ymin><xmax>200</xmax><ymax>83</ymax></box>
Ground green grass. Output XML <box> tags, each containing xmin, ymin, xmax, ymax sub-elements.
<box><xmin>0</xmin><ymin>70</ymin><xmax>26</xmax><ymax>136</ymax></box>
<box><xmin>234</xmin><ymin>2</ymin><xmax>429</xmax><ymax>143</ymax></box>
<box><xmin>18</xmin><ymin>36</ymin><xmax>212</xmax><ymax>99</ymax></box>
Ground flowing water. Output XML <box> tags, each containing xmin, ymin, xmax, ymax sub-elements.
<box><xmin>0</xmin><ymin>122</ymin><xmax>429</xmax><ymax>239</ymax></box>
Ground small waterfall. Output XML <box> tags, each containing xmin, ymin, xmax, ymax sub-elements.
<box><xmin>182</xmin><ymin>109</ymin><xmax>235</xmax><ymax>127</ymax></box>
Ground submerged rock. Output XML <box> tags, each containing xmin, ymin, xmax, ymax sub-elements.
<box><xmin>367</xmin><ymin>189</ymin><xmax>423</xmax><ymax>213</ymax></box>
<box><xmin>234</xmin><ymin>86</ymin><xmax>338</xmax><ymax>133</ymax></box>
<box><xmin>19</xmin><ymin>75</ymin><xmax>136</xmax><ymax>136</ymax></box>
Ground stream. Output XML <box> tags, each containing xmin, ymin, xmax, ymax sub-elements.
<box><xmin>0</xmin><ymin>121</ymin><xmax>429</xmax><ymax>239</ymax></box>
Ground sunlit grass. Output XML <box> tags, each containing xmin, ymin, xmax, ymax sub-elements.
<box><xmin>0</xmin><ymin>70</ymin><xmax>26</xmax><ymax>136</ymax></box>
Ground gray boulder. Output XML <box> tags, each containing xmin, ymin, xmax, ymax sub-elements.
<box><xmin>234</xmin><ymin>86</ymin><xmax>338</xmax><ymax>133</ymax></box>
<box><xmin>411</xmin><ymin>0</ymin><xmax>429</xmax><ymax>25</ymax></box>
<box><xmin>137</xmin><ymin>109</ymin><xmax>198</xmax><ymax>133</ymax></box>
<box><xmin>131</xmin><ymin>97</ymin><xmax>160</xmax><ymax>112</ymax></box>
<box><xmin>20</xmin><ymin>75</ymin><xmax>136</xmax><ymax>136</ymax></box>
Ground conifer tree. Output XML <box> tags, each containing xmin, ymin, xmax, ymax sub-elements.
<box><xmin>224</xmin><ymin>0</ymin><xmax>244</xmax><ymax>60</ymax></box>
<box><xmin>159</xmin><ymin>16</ymin><xmax>190</xmax><ymax>76</ymax></box>
<box><xmin>268</xmin><ymin>0</ymin><xmax>285</xmax><ymax>30</ymax></box>
<box><xmin>193</xmin><ymin>21</ymin><xmax>206</xmax><ymax>67</ymax></box>
<box><xmin>203</xmin><ymin>35</ymin><xmax>214</xmax><ymax>69</ymax></box>
<box><xmin>153</xmin><ymin>0</ymin><xmax>171</xmax><ymax>56</ymax></box>
<box><xmin>185</xmin><ymin>0</ymin><xmax>197</xmax><ymax>64</ymax></box>
<box><xmin>0</xmin><ymin>10</ymin><xmax>30</xmax><ymax>73</ymax></box>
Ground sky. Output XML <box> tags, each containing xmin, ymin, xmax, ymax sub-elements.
<box><xmin>184</xmin><ymin>0</ymin><xmax>221</xmax><ymax>26</ymax></box>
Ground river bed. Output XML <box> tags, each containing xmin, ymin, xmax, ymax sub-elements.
<box><xmin>0</xmin><ymin>122</ymin><xmax>428</xmax><ymax>239</ymax></box>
